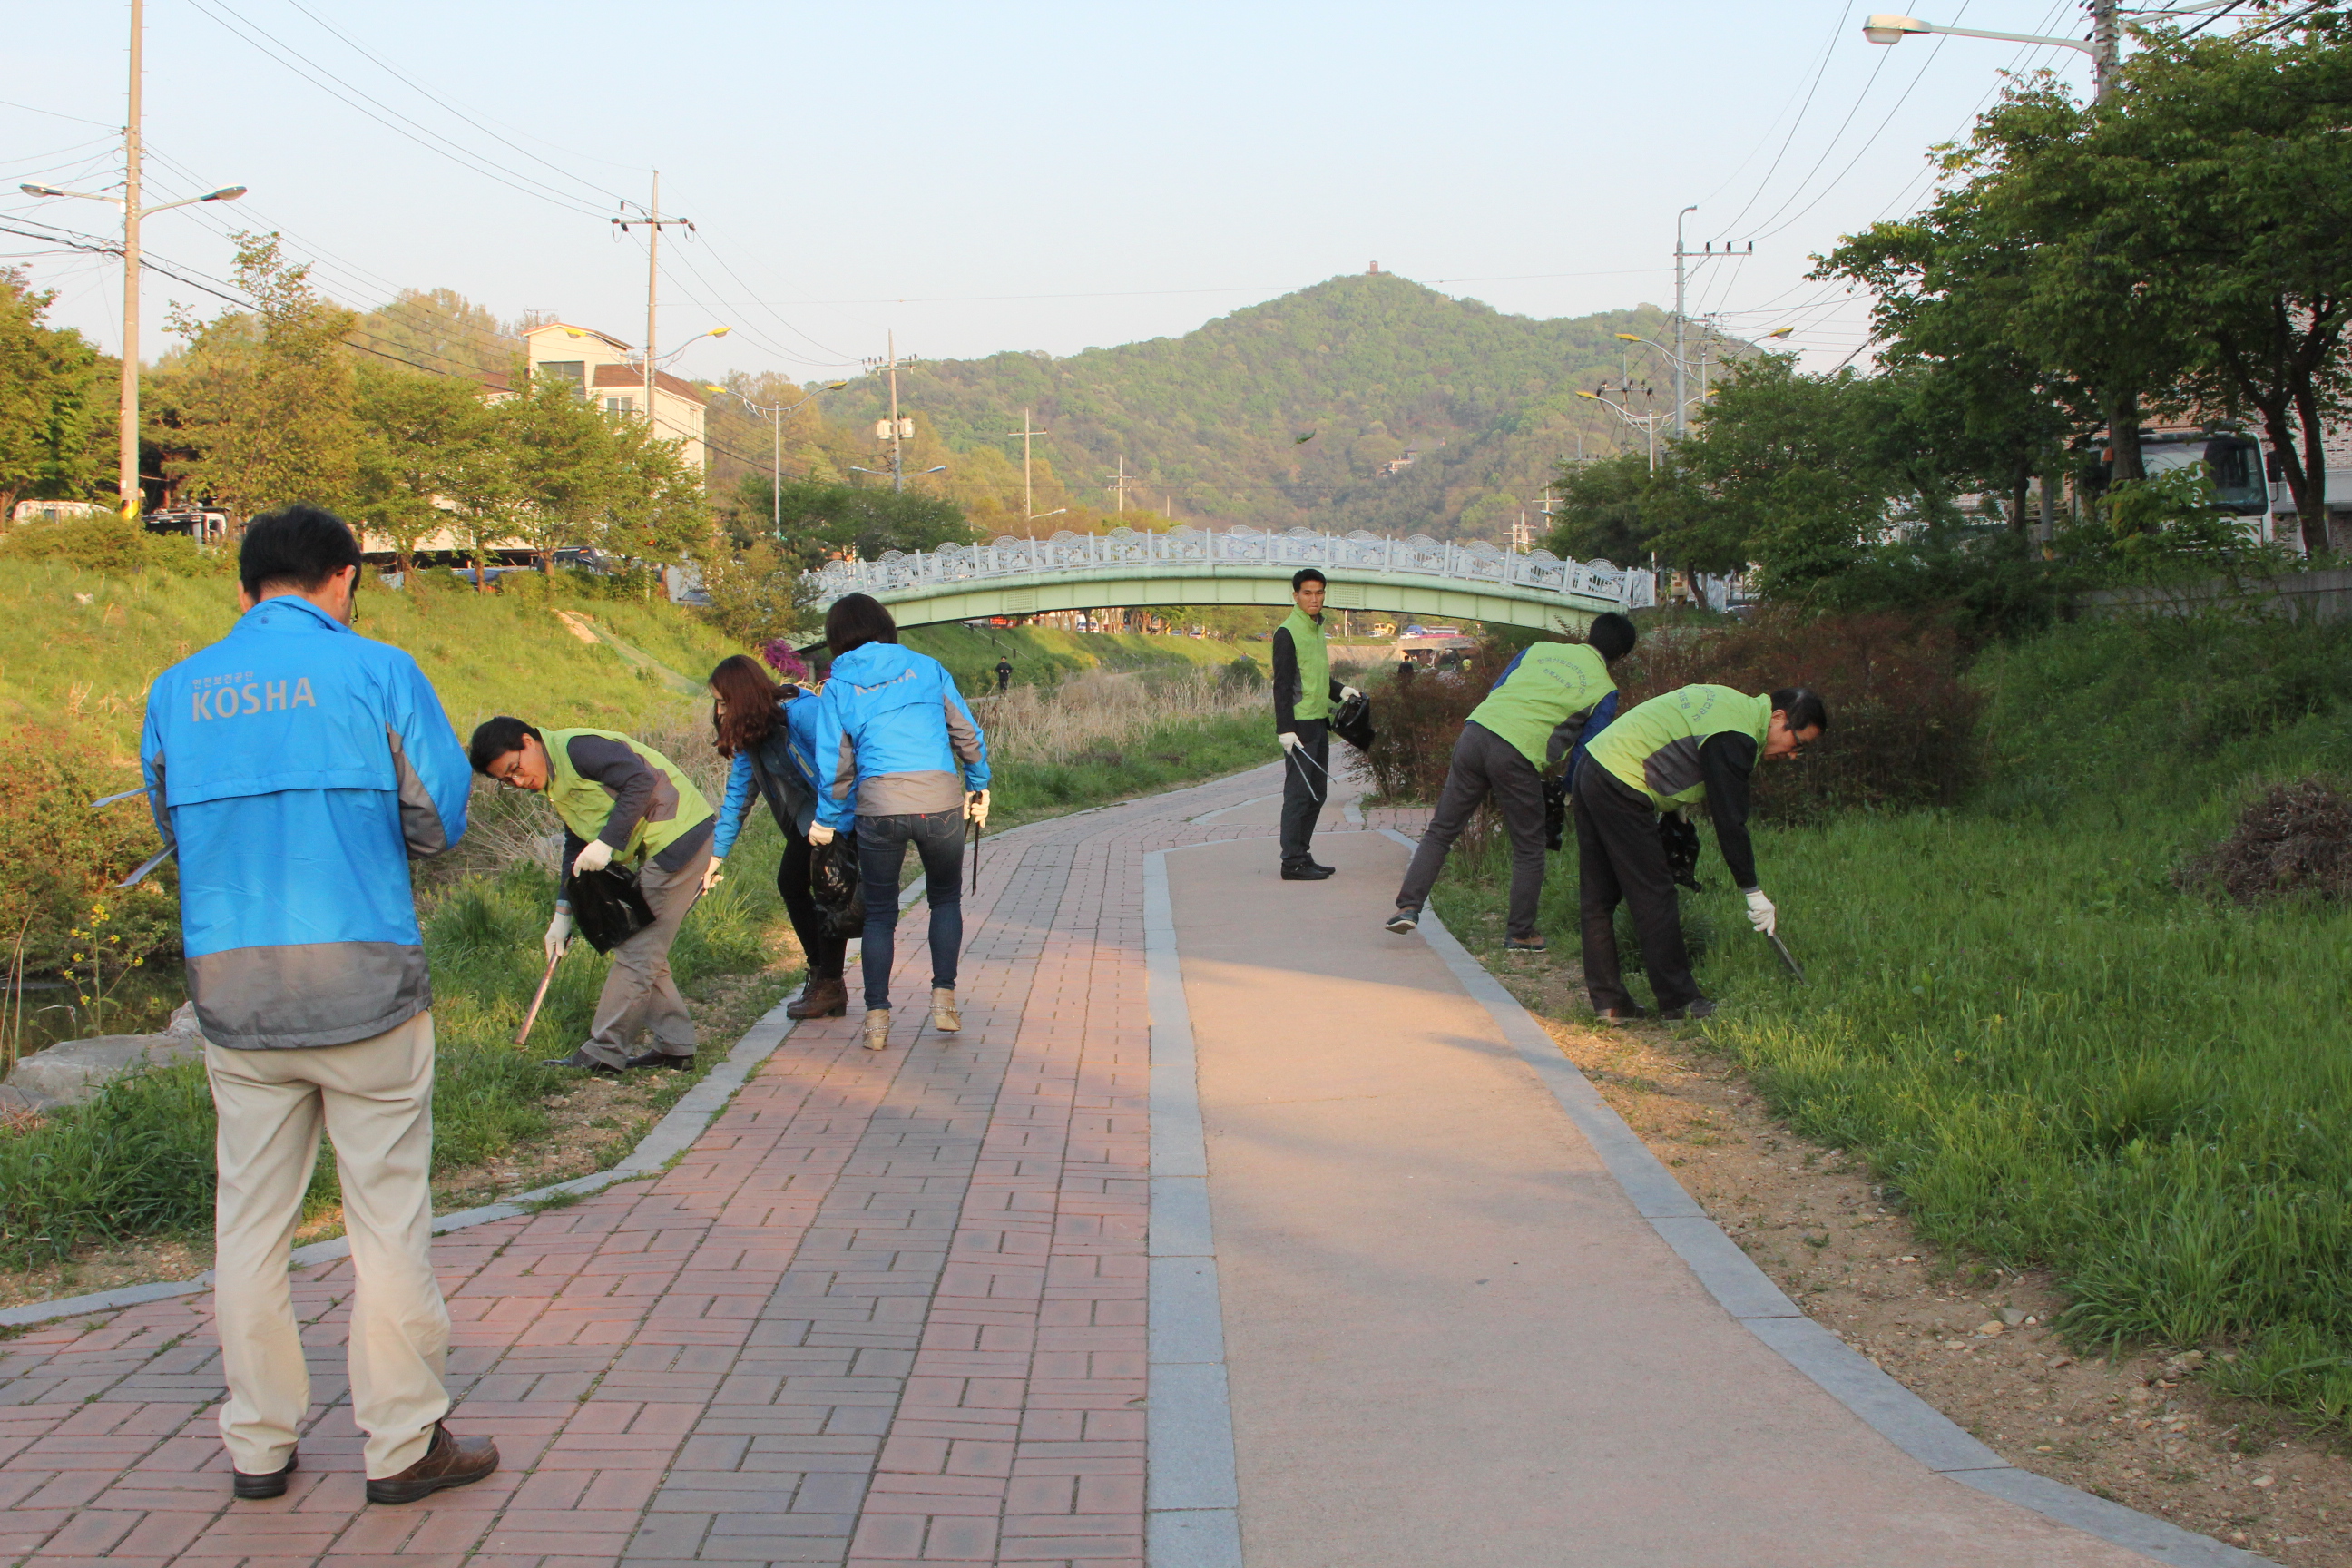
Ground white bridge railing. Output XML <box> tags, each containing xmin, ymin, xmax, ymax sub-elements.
<box><xmin>805</xmin><ymin>524</ymin><xmax>1656</xmax><ymax>611</ymax></box>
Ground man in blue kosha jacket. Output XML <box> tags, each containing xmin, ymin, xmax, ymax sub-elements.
<box><xmin>141</xmin><ymin>505</ymin><xmax>497</xmax><ymax>1507</ymax></box>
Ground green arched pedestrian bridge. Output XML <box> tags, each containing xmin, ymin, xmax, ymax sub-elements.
<box><xmin>800</xmin><ymin>525</ymin><xmax>1656</xmax><ymax>634</ymax></box>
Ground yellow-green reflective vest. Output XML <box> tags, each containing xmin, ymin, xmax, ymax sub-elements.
<box><xmin>1279</xmin><ymin>607</ymin><xmax>1331</xmax><ymax>723</ymax></box>
<box><xmin>544</xmin><ymin>727</ymin><xmax>713</xmax><ymax>861</ymax></box>
<box><xmin>1466</xmin><ymin>642</ymin><xmax>1615</xmax><ymax>768</ymax></box>
<box><xmin>1587</xmin><ymin>685</ymin><xmax>1771</xmax><ymax>809</ymax></box>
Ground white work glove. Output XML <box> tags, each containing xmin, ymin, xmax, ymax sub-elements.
<box><xmin>965</xmin><ymin>789</ymin><xmax>990</xmax><ymax>829</ymax></box>
<box><xmin>1744</xmin><ymin>887</ymin><xmax>1777</xmax><ymax>937</ymax></box>
<box><xmin>543</xmin><ymin>909</ymin><xmax>573</xmax><ymax>965</ymax></box>
<box><xmin>700</xmin><ymin>857</ymin><xmax>726</xmax><ymax>896</ymax></box>
<box><xmin>808</xmin><ymin>822</ymin><xmax>836</xmax><ymax>846</ymax></box>
<box><xmin>1279</xmin><ymin>731</ymin><xmax>1301</xmax><ymax>753</ymax></box>
<box><xmin>1339</xmin><ymin>685</ymin><xmax>1364</xmax><ymax>702</ymax></box>
<box><xmin>571</xmin><ymin>838</ymin><xmax>614</xmax><ymax>877</ymax></box>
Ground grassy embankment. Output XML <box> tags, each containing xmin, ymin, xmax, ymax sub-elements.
<box><xmin>0</xmin><ymin>559</ymin><xmax>1278</xmax><ymax>1277</ymax></box>
<box><xmin>1429</xmin><ymin>610</ymin><xmax>2352</xmax><ymax>1427</ymax></box>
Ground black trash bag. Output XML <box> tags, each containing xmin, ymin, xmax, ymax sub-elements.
<box><xmin>810</xmin><ymin>830</ymin><xmax>866</xmax><ymax>940</ymax></box>
<box><xmin>1330</xmin><ymin>691</ymin><xmax>1375</xmax><ymax>753</ymax></box>
<box><xmin>1543</xmin><ymin>775</ymin><xmax>1568</xmax><ymax>851</ymax></box>
<box><xmin>569</xmin><ymin>864</ymin><xmax>657</xmax><ymax>953</ymax></box>
<box><xmin>1660</xmin><ymin>812</ymin><xmax>1703</xmax><ymax>892</ymax></box>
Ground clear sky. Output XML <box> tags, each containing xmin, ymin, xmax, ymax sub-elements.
<box><xmin>5</xmin><ymin>2</ymin><xmax>2102</xmax><ymax>387</ymax></box>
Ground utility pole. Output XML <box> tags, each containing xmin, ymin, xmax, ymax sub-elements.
<box><xmin>612</xmin><ymin>173</ymin><xmax>693</xmax><ymax>440</ymax></box>
<box><xmin>120</xmin><ymin>0</ymin><xmax>142</xmax><ymax>515</ymax></box>
<box><xmin>858</xmin><ymin>333</ymin><xmax>918</xmax><ymax>491</ymax></box>
<box><xmin>1671</xmin><ymin>205</ymin><xmax>1695</xmax><ymax>438</ymax></box>
<box><xmin>1107</xmin><ymin>453</ymin><xmax>1132</xmax><ymax>514</ymax></box>
<box><xmin>1010</xmin><ymin>407</ymin><xmax>1047</xmax><ymax>519</ymax></box>
<box><xmin>2090</xmin><ymin>0</ymin><xmax>2119</xmax><ymax>101</ymax></box>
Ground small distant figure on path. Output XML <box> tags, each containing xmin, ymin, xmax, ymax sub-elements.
<box><xmin>1576</xmin><ymin>683</ymin><xmax>1828</xmax><ymax>1023</ymax></box>
<box><xmin>808</xmin><ymin>593</ymin><xmax>991</xmax><ymax>1051</ymax></box>
<box><xmin>141</xmin><ymin>505</ymin><xmax>497</xmax><ymax>1505</ymax></box>
<box><xmin>1272</xmin><ymin>568</ymin><xmax>1362</xmax><ymax>881</ymax></box>
<box><xmin>704</xmin><ymin>654</ymin><xmax>848</xmax><ymax>1021</ymax></box>
<box><xmin>467</xmin><ymin>717</ymin><xmax>716</xmax><ymax>1073</ymax></box>
<box><xmin>995</xmin><ymin>655</ymin><xmax>1013</xmax><ymax>693</ymax></box>
<box><xmin>1387</xmin><ymin>612</ymin><xmax>1637</xmax><ymax>946</ymax></box>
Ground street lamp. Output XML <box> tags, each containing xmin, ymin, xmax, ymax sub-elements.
<box><xmin>1862</xmin><ymin>13</ymin><xmax>2109</xmax><ymax>97</ymax></box>
<box><xmin>849</xmin><ymin>465</ymin><xmax>946</xmax><ymax>481</ymax></box>
<box><xmin>705</xmin><ymin>379</ymin><xmax>849</xmax><ymax>540</ymax></box>
<box><xmin>20</xmin><ymin>180</ymin><xmax>245</xmax><ymax>517</ymax></box>
<box><xmin>655</xmin><ymin>326</ymin><xmax>729</xmax><ymax>368</ymax></box>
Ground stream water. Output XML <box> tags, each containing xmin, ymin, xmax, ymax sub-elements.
<box><xmin>2</xmin><ymin>967</ymin><xmax>188</xmax><ymax>1056</ymax></box>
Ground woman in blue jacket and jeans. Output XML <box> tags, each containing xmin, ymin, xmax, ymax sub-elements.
<box><xmin>808</xmin><ymin>594</ymin><xmax>991</xmax><ymax>1051</ymax></box>
<box><xmin>703</xmin><ymin>654</ymin><xmax>848</xmax><ymax>1021</ymax></box>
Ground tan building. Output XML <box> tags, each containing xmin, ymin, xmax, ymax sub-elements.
<box><xmin>520</xmin><ymin>322</ymin><xmax>710</xmax><ymax>472</ymax></box>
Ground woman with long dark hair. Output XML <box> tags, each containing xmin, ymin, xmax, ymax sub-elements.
<box><xmin>705</xmin><ymin>653</ymin><xmax>848</xmax><ymax>1019</ymax></box>
<box><xmin>806</xmin><ymin>594</ymin><xmax>990</xmax><ymax>1052</ymax></box>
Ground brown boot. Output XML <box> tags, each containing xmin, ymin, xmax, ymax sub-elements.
<box><xmin>365</xmin><ymin>1423</ymin><xmax>498</xmax><ymax>1505</ymax></box>
<box><xmin>786</xmin><ymin>975</ymin><xmax>848</xmax><ymax>1020</ymax></box>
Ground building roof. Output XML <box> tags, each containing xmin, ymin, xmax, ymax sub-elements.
<box><xmin>524</xmin><ymin>321</ymin><xmax>632</xmax><ymax>354</ymax></box>
<box><xmin>590</xmin><ymin>363</ymin><xmax>709</xmax><ymax>406</ymax></box>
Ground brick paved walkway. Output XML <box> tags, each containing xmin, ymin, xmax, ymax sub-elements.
<box><xmin>0</xmin><ymin>764</ymin><xmax>1305</xmax><ymax>1568</ymax></box>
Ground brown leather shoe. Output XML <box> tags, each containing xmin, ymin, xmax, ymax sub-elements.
<box><xmin>365</xmin><ymin>1423</ymin><xmax>498</xmax><ymax>1505</ymax></box>
<box><xmin>786</xmin><ymin>975</ymin><xmax>848</xmax><ymax>1020</ymax></box>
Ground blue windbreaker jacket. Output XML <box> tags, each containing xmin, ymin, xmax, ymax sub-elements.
<box><xmin>141</xmin><ymin>595</ymin><xmax>472</xmax><ymax>1050</ymax></box>
<box><xmin>809</xmin><ymin>643</ymin><xmax>989</xmax><ymax>830</ymax></box>
<box><xmin>713</xmin><ymin>693</ymin><xmax>825</xmax><ymax>856</ymax></box>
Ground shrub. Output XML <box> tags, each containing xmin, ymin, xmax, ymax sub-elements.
<box><xmin>1619</xmin><ymin>610</ymin><xmax>1981</xmax><ymax>820</ymax></box>
<box><xmin>1357</xmin><ymin>642</ymin><xmax>1514</xmax><ymax>801</ymax></box>
<box><xmin>0</xmin><ymin>728</ymin><xmax>179</xmax><ymax>976</ymax></box>
<box><xmin>0</xmin><ymin>515</ymin><xmax>215</xmax><ymax>577</ymax></box>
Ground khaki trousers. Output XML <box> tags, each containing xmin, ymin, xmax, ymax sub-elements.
<box><xmin>206</xmin><ymin>1011</ymin><xmax>449</xmax><ymax>1479</ymax></box>
<box><xmin>582</xmin><ymin>841</ymin><xmax>710</xmax><ymax>1068</ymax></box>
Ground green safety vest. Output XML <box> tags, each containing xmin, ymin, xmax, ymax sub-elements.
<box><xmin>1587</xmin><ymin>685</ymin><xmax>1771</xmax><ymax>810</ymax></box>
<box><xmin>544</xmin><ymin>727</ymin><xmax>713</xmax><ymax>861</ymax></box>
<box><xmin>1279</xmin><ymin>606</ymin><xmax>1331</xmax><ymax>723</ymax></box>
<box><xmin>1466</xmin><ymin>642</ymin><xmax>1615</xmax><ymax>768</ymax></box>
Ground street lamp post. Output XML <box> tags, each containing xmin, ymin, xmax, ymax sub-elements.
<box><xmin>1862</xmin><ymin>11</ymin><xmax>2112</xmax><ymax>98</ymax></box>
<box><xmin>1576</xmin><ymin>387</ymin><xmax>1673</xmax><ymax>471</ymax></box>
<box><xmin>705</xmin><ymin>380</ymin><xmax>848</xmax><ymax>538</ymax></box>
<box><xmin>19</xmin><ymin>0</ymin><xmax>246</xmax><ymax>519</ymax></box>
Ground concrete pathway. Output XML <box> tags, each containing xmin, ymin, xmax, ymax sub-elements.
<box><xmin>0</xmin><ymin>764</ymin><xmax>2254</xmax><ymax>1568</ymax></box>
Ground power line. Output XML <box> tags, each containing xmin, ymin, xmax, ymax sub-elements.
<box><xmin>1711</xmin><ymin>3</ymin><xmax>1858</xmax><ymax>239</ymax></box>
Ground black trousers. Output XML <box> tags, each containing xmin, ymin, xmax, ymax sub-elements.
<box><xmin>1394</xmin><ymin>722</ymin><xmax>1548</xmax><ymax>937</ymax></box>
<box><xmin>1573</xmin><ymin>765</ymin><xmax>1702</xmax><ymax>1012</ymax></box>
<box><xmin>778</xmin><ymin>827</ymin><xmax>848</xmax><ymax>982</ymax></box>
<box><xmin>1279</xmin><ymin>720</ymin><xmax>1330</xmax><ymax>867</ymax></box>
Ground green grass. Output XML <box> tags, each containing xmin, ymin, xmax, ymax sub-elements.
<box><xmin>0</xmin><ymin>841</ymin><xmax>781</xmax><ymax>1269</ymax></box>
<box><xmin>903</xmin><ymin>621</ymin><xmax>1262</xmax><ymax>696</ymax></box>
<box><xmin>989</xmin><ymin>707</ymin><xmax>1272</xmax><ymax>822</ymax></box>
<box><xmin>1431</xmin><ymin>608</ymin><xmax>2352</xmax><ymax>1429</ymax></box>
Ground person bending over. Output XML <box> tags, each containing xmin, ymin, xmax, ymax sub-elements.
<box><xmin>1271</xmin><ymin>568</ymin><xmax>1362</xmax><ymax>880</ymax></box>
<box><xmin>808</xmin><ymin>593</ymin><xmax>991</xmax><ymax>1052</ymax></box>
<box><xmin>468</xmin><ymin>717</ymin><xmax>715</xmax><ymax>1073</ymax></box>
<box><xmin>1387</xmin><ymin>612</ymin><xmax>1638</xmax><ymax>946</ymax></box>
<box><xmin>1574</xmin><ymin>683</ymin><xmax>1828</xmax><ymax>1023</ymax></box>
<box><xmin>703</xmin><ymin>654</ymin><xmax>847</xmax><ymax>1020</ymax></box>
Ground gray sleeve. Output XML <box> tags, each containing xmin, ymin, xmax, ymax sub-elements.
<box><xmin>566</xmin><ymin>734</ymin><xmax>657</xmax><ymax>848</ymax></box>
<box><xmin>944</xmin><ymin>692</ymin><xmax>983</xmax><ymax>769</ymax></box>
<box><xmin>1544</xmin><ymin>707</ymin><xmax>1596</xmax><ymax>769</ymax></box>
<box><xmin>387</xmin><ymin>725</ymin><xmax>451</xmax><ymax>858</ymax></box>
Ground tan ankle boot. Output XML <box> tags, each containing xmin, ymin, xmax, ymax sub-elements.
<box><xmin>930</xmin><ymin>987</ymin><xmax>961</xmax><ymax>1033</ymax></box>
<box><xmin>862</xmin><ymin>1008</ymin><xmax>890</xmax><ymax>1051</ymax></box>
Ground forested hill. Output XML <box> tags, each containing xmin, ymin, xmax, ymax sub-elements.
<box><xmin>854</xmin><ymin>274</ymin><xmax>1700</xmax><ymax>544</ymax></box>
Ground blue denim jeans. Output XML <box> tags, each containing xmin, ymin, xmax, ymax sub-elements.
<box><xmin>857</xmin><ymin>809</ymin><xmax>966</xmax><ymax>1011</ymax></box>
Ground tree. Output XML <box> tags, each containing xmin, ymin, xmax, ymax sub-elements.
<box><xmin>0</xmin><ymin>270</ymin><xmax>112</xmax><ymax>518</ymax></box>
<box><xmin>163</xmin><ymin>233</ymin><xmax>358</xmax><ymax>516</ymax></box>
<box><xmin>733</xmin><ymin>478</ymin><xmax>973</xmax><ymax>573</ymax></box>
<box><xmin>349</xmin><ymin>362</ymin><xmax>495</xmax><ymax>577</ymax></box>
<box><xmin>1544</xmin><ymin>452</ymin><xmax>1662</xmax><ymax>566</ymax></box>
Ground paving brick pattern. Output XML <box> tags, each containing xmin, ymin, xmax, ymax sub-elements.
<box><xmin>0</xmin><ymin>767</ymin><xmax>1302</xmax><ymax>1568</ymax></box>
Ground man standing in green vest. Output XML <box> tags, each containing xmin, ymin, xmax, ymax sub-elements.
<box><xmin>1574</xmin><ymin>683</ymin><xmax>1828</xmax><ymax>1023</ymax></box>
<box><xmin>467</xmin><ymin>717</ymin><xmax>717</xmax><ymax>1073</ymax></box>
<box><xmin>1272</xmin><ymin>568</ymin><xmax>1361</xmax><ymax>880</ymax></box>
<box><xmin>1386</xmin><ymin>612</ymin><xmax>1638</xmax><ymax>945</ymax></box>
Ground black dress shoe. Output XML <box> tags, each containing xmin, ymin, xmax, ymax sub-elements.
<box><xmin>233</xmin><ymin>1452</ymin><xmax>297</xmax><ymax>1500</ymax></box>
<box><xmin>1279</xmin><ymin>862</ymin><xmax>1335</xmax><ymax>881</ymax></box>
<box><xmin>543</xmin><ymin>1049</ymin><xmax>623</xmax><ymax>1075</ymax></box>
<box><xmin>625</xmin><ymin>1050</ymin><xmax>695</xmax><ymax>1071</ymax></box>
